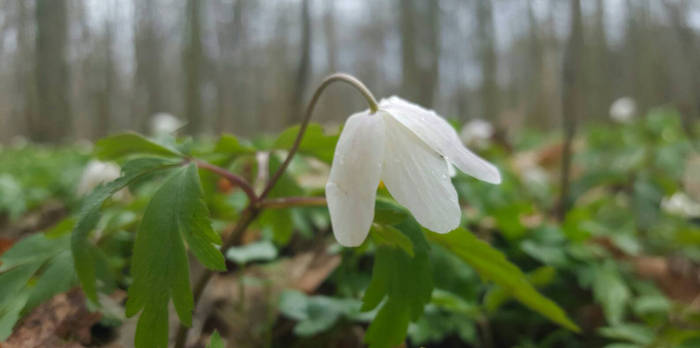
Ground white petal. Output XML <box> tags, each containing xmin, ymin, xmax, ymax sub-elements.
<box><xmin>381</xmin><ymin>114</ymin><xmax>460</xmax><ymax>233</ymax></box>
<box><xmin>380</xmin><ymin>96</ymin><xmax>501</xmax><ymax>184</ymax></box>
<box><xmin>326</xmin><ymin>111</ymin><xmax>386</xmax><ymax>246</ymax></box>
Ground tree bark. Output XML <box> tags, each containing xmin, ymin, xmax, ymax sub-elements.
<box><xmin>33</xmin><ymin>0</ymin><xmax>70</xmax><ymax>142</ymax></box>
<box><xmin>289</xmin><ymin>0</ymin><xmax>312</xmax><ymax>124</ymax></box>
<box><xmin>400</xmin><ymin>0</ymin><xmax>440</xmax><ymax>107</ymax></box>
<box><xmin>477</xmin><ymin>0</ymin><xmax>498</xmax><ymax>121</ymax></box>
<box><xmin>133</xmin><ymin>0</ymin><xmax>165</xmax><ymax>132</ymax></box>
<box><xmin>557</xmin><ymin>0</ymin><xmax>584</xmax><ymax>221</ymax></box>
<box><xmin>184</xmin><ymin>0</ymin><xmax>204</xmax><ymax>134</ymax></box>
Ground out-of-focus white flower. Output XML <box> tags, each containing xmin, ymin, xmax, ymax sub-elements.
<box><xmin>522</xmin><ymin>165</ymin><xmax>549</xmax><ymax>187</ymax></box>
<box><xmin>609</xmin><ymin>97</ymin><xmax>637</xmax><ymax>123</ymax></box>
<box><xmin>460</xmin><ymin>118</ymin><xmax>494</xmax><ymax>146</ymax></box>
<box><xmin>661</xmin><ymin>192</ymin><xmax>700</xmax><ymax>218</ymax></box>
<box><xmin>150</xmin><ymin>113</ymin><xmax>183</xmax><ymax>135</ymax></box>
<box><xmin>326</xmin><ymin>96</ymin><xmax>501</xmax><ymax>247</ymax></box>
<box><xmin>77</xmin><ymin>160</ymin><xmax>129</xmax><ymax>201</ymax></box>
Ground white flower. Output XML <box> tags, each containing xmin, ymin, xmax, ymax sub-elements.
<box><xmin>326</xmin><ymin>96</ymin><xmax>501</xmax><ymax>246</ymax></box>
<box><xmin>609</xmin><ymin>97</ymin><xmax>636</xmax><ymax>123</ymax></box>
<box><xmin>77</xmin><ymin>160</ymin><xmax>129</xmax><ymax>201</ymax></box>
<box><xmin>661</xmin><ymin>192</ymin><xmax>700</xmax><ymax>218</ymax></box>
<box><xmin>460</xmin><ymin>118</ymin><xmax>494</xmax><ymax>146</ymax></box>
<box><xmin>150</xmin><ymin>113</ymin><xmax>183</xmax><ymax>135</ymax></box>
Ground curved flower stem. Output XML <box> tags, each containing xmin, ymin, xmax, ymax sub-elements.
<box><xmin>174</xmin><ymin>73</ymin><xmax>376</xmax><ymax>348</ymax></box>
<box><xmin>258</xmin><ymin>73</ymin><xmax>379</xmax><ymax>201</ymax></box>
<box><xmin>194</xmin><ymin>158</ymin><xmax>258</xmax><ymax>203</ymax></box>
<box><xmin>259</xmin><ymin>196</ymin><xmax>327</xmax><ymax>209</ymax></box>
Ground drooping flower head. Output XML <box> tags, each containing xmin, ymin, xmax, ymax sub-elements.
<box><xmin>326</xmin><ymin>96</ymin><xmax>501</xmax><ymax>246</ymax></box>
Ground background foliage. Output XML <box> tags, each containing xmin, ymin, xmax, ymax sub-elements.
<box><xmin>1</xmin><ymin>107</ymin><xmax>698</xmax><ymax>347</ymax></box>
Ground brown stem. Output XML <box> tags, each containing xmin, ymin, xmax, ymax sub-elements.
<box><xmin>194</xmin><ymin>158</ymin><xmax>258</xmax><ymax>203</ymax></box>
<box><xmin>259</xmin><ymin>196</ymin><xmax>326</xmax><ymax>209</ymax></box>
<box><xmin>258</xmin><ymin>72</ymin><xmax>378</xmax><ymax>201</ymax></box>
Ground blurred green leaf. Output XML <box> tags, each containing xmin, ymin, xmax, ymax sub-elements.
<box><xmin>95</xmin><ymin>132</ymin><xmax>182</xmax><ymax>160</ymax></box>
<box><xmin>427</xmin><ymin>228</ymin><xmax>580</xmax><ymax>332</ymax></box>
<box><xmin>206</xmin><ymin>331</ymin><xmax>224</xmax><ymax>348</ymax></box>
<box><xmin>0</xmin><ymin>233</ymin><xmax>76</xmax><ymax>340</ymax></box>
<box><xmin>370</xmin><ymin>223</ymin><xmax>414</xmax><ymax>257</ymax></box>
<box><xmin>273</xmin><ymin>123</ymin><xmax>339</xmax><ymax>163</ymax></box>
<box><xmin>279</xmin><ymin>290</ymin><xmax>367</xmax><ymax>337</ymax></box>
<box><xmin>593</xmin><ymin>262</ymin><xmax>630</xmax><ymax>326</ymax></box>
<box><xmin>214</xmin><ymin>134</ymin><xmax>256</xmax><ymax>155</ymax></box>
<box><xmin>258</xmin><ymin>209</ymin><xmax>294</xmax><ymax>245</ymax></box>
<box><xmin>125</xmin><ymin>164</ymin><xmax>224</xmax><ymax>348</ymax></box>
<box><xmin>598</xmin><ymin>324</ymin><xmax>654</xmax><ymax>345</ymax></box>
<box><xmin>362</xmin><ymin>219</ymin><xmax>432</xmax><ymax>348</ymax></box>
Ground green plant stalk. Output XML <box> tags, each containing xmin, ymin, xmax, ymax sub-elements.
<box><xmin>174</xmin><ymin>73</ymin><xmax>377</xmax><ymax>348</ymax></box>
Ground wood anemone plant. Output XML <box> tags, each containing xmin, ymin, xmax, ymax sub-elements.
<box><xmin>59</xmin><ymin>72</ymin><xmax>577</xmax><ymax>348</ymax></box>
<box><xmin>172</xmin><ymin>73</ymin><xmax>380</xmax><ymax>348</ymax></box>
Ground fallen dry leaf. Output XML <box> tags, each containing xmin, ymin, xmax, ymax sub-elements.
<box><xmin>2</xmin><ymin>288</ymin><xmax>101</xmax><ymax>348</ymax></box>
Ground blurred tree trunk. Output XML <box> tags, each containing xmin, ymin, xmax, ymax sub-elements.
<box><xmin>324</xmin><ymin>0</ymin><xmax>338</xmax><ymax>73</ymax></box>
<box><xmin>558</xmin><ymin>0</ymin><xmax>584</xmax><ymax>221</ymax></box>
<box><xmin>16</xmin><ymin>0</ymin><xmax>36</xmax><ymax>139</ymax></box>
<box><xmin>215</xmin><ymin>0</ymin><xmax>247</xmax><ymax>133</ymax></box>
<box><xmin>133</xmin><ymin>0</ymin><xmax>165</xmax><ymax>132</ymax></box>
<box><xmin>289</xmin><ymin>0</ymin><xmax>311</xmax><ymax>124</ymax></box>
<box><xmin>625</xmin><ymin>0</ymin><xmax>658</xmax><ymax>112</ymax></box>
<box><xmin>477</xmin><ymin>0</ymin><xmax>498</xmax><ymax>121</ymax></box>
<box><xmin>400</xmin><ymin>0</ymin><xmax>439</xmax><ymax>107</ymax></box>
<box><xmin>184</xmin><ymin>0</ymin><xmax>204</xmax><ymax>134</ymax></box>
<box><xmin>588</xmin><ymin>0</ymin><xmax>610</xmax><ymax>119</ymax></box>
<box><xmin>663</xmin><ymin>0</ymin><xmax>700</xmax><ymax>134</ymax></box>
<box><xmin>93</xmin><ymin>19</ymin><xmax>115</xmax><ymax>138</ymax></box>
<box><xmin>33</xmin><ymin>0</ymin><xmax>70</xmax><ymax>142</ymax></box>
<box><xmin>526</xmin><ymin>0</ymin><xmax>546</xmax><ymax>123</ymax></box>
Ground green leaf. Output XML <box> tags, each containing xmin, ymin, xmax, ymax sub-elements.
<box><xmin>226</xmin><ymin>241</ymin><xmax>278</xmax><ymax>265</ymax></box>
<box><xmin>0</xmin><ymin>232</ymin><xmax>68</xmax><ymax>272</ymax></box>
<box><xmin>206</xmin><ymin>331</ymin><xmax>224</xmax><ymax>348</ymax></box>
<box><xmin>362</xmin><ymin>219</ymin><xmax>433</xmax><ymax>348</ymax></box>
<box><xmin>0</xmin><ymin>233</ymin><xmax>77</xmax><ymax>340</ymax></box>
<box><xmin>0</xmin><ymin>292</ymin><xmax>29</xmax><ymax>340</ymax></box>
<box><xmin>258</xmin><ymin>209</ymin><xmax>294</xmax><ymax>245</ymax></box>
<box><xmin>593</xmin><ymin>262</ymin><xmax>630</xmax><ymax>325</ymax></box>
<box><xmin>426</xmin><ymin>228</ymin><xmax>580</xmax><ymax>332</ymax></box>
<box><xmin>273</xmin><ymin>123</ymin><xmax>339</xmax><ymax>163</ymax></box>
<box><xmin>95</xmin><ymin>132</ymin><xmax>182</xmax><ymax>160</ymax></box>
<box><xmin>370</xmin><ymin>224</ymin><xmax>414</xmax><ymax>257</ymax></box>
<box><xmin>72</xmin><ymin>157</ymin><xmax>179</xmax><ymax>303</ymax></box>
<box><xmin>373</xmin><ymin>197</ymin><xmax>410</xmax><ymax>225</ymax></box>
<box><xmin>125</xmin><ymin>163</ymin><xmax>224</xmax><ymax>348</ymax></box>
<box><xmin>26</xmin><ymin>251</ymin><xmax>76</xmax><ymax>309</ymax></box>
<box><xmin>279</xmin><ymin>290</ymin><xmax>366</xmax><ymax>337</ymax></box>
<box><xmin>214</xmin><ymin>134</ymin><xmax>255</xmax><ymax>156</ymax></box>
<box><xmin>598</xmin><ymin>324</ymin><xmax>654</xmax><ymax>345</ymax></box>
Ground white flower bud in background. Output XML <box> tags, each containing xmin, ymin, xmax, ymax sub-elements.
<box><xmin>609</xmin><ymin>97</ymin><xmax>637</xmax><ymax>123</ymax></box>
<box><xmin>150</xmin><ymin>113</ymin><xmax>183</xmax><ymax>136</ymax></box>
<box><xmin>460</xmin><ymin>119</ymin><xmax>494</xmax><ymax>147</ymax></box>
<box><xmin>77</xmin><ymin>160</ymin><xmax>129</xmax><ymax>201</ymax></box>
<box><xmin>661</xmin><ymin>192</ymin><xmax>700</xmax><ymax>218</ymax></box>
